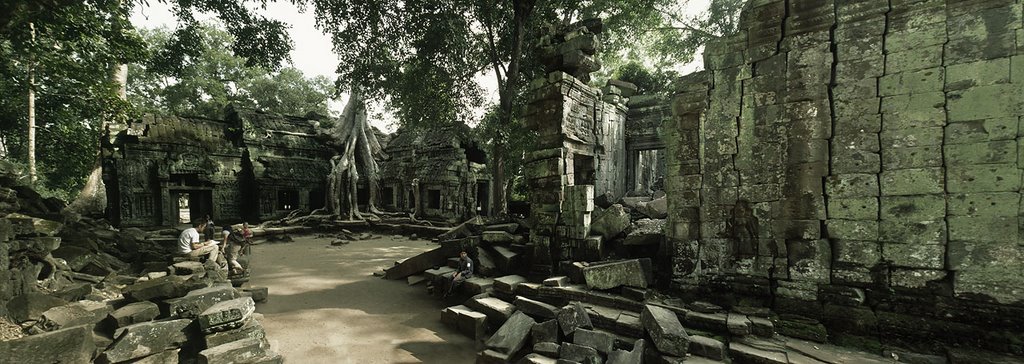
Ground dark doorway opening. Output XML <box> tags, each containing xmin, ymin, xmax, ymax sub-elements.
<box><xmin>357</xmin><ymin>186</ymin><xmax>369</xmax><ymax>206</ymax></box>
<box><xmin>277</xmin><ymin>190</ymin><xmax>299</xmax><ymax>210</ymax></box>
<box><xmin>476</xmin><ymin>181</ymin><xmax>489</xmax><ymax>216</ymax></box>
<box><xmin>573</xmin><ymin>154</ymin><xmax>596</xmax><ymax>185</ymax></box>
<box><xmin>427</xmin><ymin>189</ymin><xmax>442</xmax><ymax>209</ymax></box>
<box><xmin>383</xmin><ymin>186</ymin><xmax>395</xmax><ymax>207</ymax></box>
<box><xmin>408</xmin><ymin>190</ymin><xmax>415</xmax><ymax>209</ymax></box>
<box><xmin>173</xmin><ymin>190</ymin><xmax>212</xmax><ymax>224</ymax></box>
<box><xmin>309</xmin><ymin>190</ymin><xmax>325</xmax><ymax>211</ymax></box>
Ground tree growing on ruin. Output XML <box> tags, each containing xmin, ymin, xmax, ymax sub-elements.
<box><xmin>324</xmin><ymin>88</ymin><xmax>387</xmax><ymax>221</ymax></box>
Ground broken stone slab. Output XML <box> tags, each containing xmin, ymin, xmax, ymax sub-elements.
<box><xmin>165</xmin><ymin>284</ymin><xmax>239</xmax><ymax>319</ymax></box>
<box><xmin>6</xmin><ymin>292</ymin><xmax>67</xmax><ymax>323</ymax></box>
<box><xmin>522</xmin><ymin>353</ymin><xmax>559</xmax><ymax>364</ymax></box>
<box><xmin>0</xmin><ymin>324</ymin><xmax>94</xmax><ymax>363</ymax></box>
<box><xmin>635</xmin><ymin>197</ymin><xmax>668</xmax><ymax>219</ymax></box>
<box><xmin>108</xmin><ymin>301</ymin><xmax>160</xmax><ymax>329</ymax></box>
<box><xmin>198</xmin><ymin>337</ymin><xmax>272</xmax><ymax>364</ymax></box>
<box><xmin>205</xmin><ymin>314</ymin><xmax>266</xmax><ymax>348</ymax></box>
<box><xmin>101</xmin><ymin>318</ymin><xmax>192</xmax><ymax>363</ymax></box>
<box><xmin>688</xmin><ymin>335</ymin><xmax>725</xmax><ymax>360</ymax></box>
<box><xmin>407</xmin><ymin>274</ymin><xmax>427</xmax><ymax>286</ymax></box>
<box><xmin>243</xmin><ymin>286</ymin><xmax>268</xmax><ymax>303</ymax></box>
<box><xmin>557</xmin><ymin>301</ymin><xmax>594</xmax><ymax>337</ymax></box>
<box><xmin>532</xmin><ymin>319</ymin><xmax>560</xmax><ymax>343</ymax></box>
<box><xmin>607</xmin><ymin>339</ymin><xmax>645</xmax><ymax>364</ymax></box>
<box><xmin>728</xmin><ymin>342</ymin><xmax>788</xmax><ymax>364</ymax></box>
<box><xmin>35</xmin><ymin>299</ymin><xmax>112</xmax><ymax>332</ymax></box>
<box><xmin>749</xmin><ymin>316</ymin><xmax>775</xmax><ymax>337</ymax></box>
<box><xmin>560</xmin><ymin>342</ymin><xmax>602</xmax><ymax>363</ymax></box>
<box><xmin>464</xmin><ymin>277</ymin><xmax>494</xmax><ymax>295</ymax></box>
<box><xmin>684</xmin><ymin>311</ymin><xmax>729</xmax><ymax>335</ymax></box>
<box><xmin>573</xmin><ymin>328</ymin><xmax>615</xmax><ymax>354</ymax></box>
<box><xmin>170</xmin><ymin>260</ymin><xmax>205</xmax><ymax>275</ymax></box>
<box><xmin>776</xmin><ymin>315</ymin><xmax>828</xmax><ymax>343</ymax></box>
<box><xmin>485</xmin><ymin>223</ymin><xmax>520</xmax><ymax>233</ymax></box>
<box><xmin>476</xmin><ymin>247</ymin><xmax>498</xmax><ymax>276</ymax></box>
<box><xmin>131</xmin><ymin>349</ymin><xmax>181</xmax><ymax>364</ymax></box>
<box><xmin>441</xmin><ymin>305</ymin><xmax>487</xmax><ymax>341</ymax></box>
<box><xmin>621</xmin><ymin>287</ymin><xmax>650</xmax><ymax>302</ymax></box>
<box><xmin>513</xmin><ymin>296</ymin><xmax>560</xmax><ymax>320</ymax></box>
<box><xmin>467</xmin><ymin>296</ymin><xmax>516</xmax><ymax>326</ymax></box>
<box><xmin>485</xmin><ymin>311</ymin><xmax>536</xmax><ymax>355</ymax></box>
<box><xmin>582</xmin><ymin>259</ymin><xmax>648</xmax><ymax>290</ymax></box>
<box><xmin>489</xmin><ymin>245</ymin><xmax>521</xmax><ymax>271</ymax></box>
<box><xmin>198</xmin><ymin>297</ymin><xmax>255</xmax><ymax>333</ymax></box>
<box><xmin>641</xmin><ymin>304</ymin><xmax>689</xmax><ymax>356</ymax></box>
<box><xmin>607</xmin><ymin>79</ymin><xmax>638</xmax><ymax>97</ymax></box>
<box><xmin>514</xmin><ymin>282</ymin><xmax>542</xmax><ymax>298</ymax></box>
<box><xmin>543</xmin><ymin>276</ymin><xmax>569</xmax><ymax>287</ymax></box>
<box><xmin>623</xmin><ymin>219</ymin><xmax>666</xmax><ymax>246</ymax></box>
<box><xmin>482</xmin><ymin>230</ymin><xmax>519</xmax><ymax>244</ymax></box>
<box><xmin>6</xmin><ymin>213</ymin><xmax>63</xmax><ymax>237</ymax></box>
<box><xmin>494</xmin><ymin>275</ymin><xmax>528</xmax><ymax>293</ymax></box>
<box><xmin>383</xmin><ymin>244</ymin><xmax>460</xmax><ymax>280</ymax></box>
<box><xmin>424</xmin><ymin>266</ymin><xmax>456</xmax><ymax>281</ymax></box>
<box><xmin>476</xmin><ymin>349</ymin><xmax>512</xmax><ymax>364</ymax></box>
<box><xmin>591</xmin><ymin>204</ymin><xmax>630</xmax><ymax>239</ymax></box>
<box><xmin>534</xmin><ymin>342</ymin><xmax>561</xmax><ymax>357</ymax></box>
<box><xmin>123</xmin><ymin>274</ymin><xmax>207</xmax><ymax>301</ymax></box>
<box><xmin>728</xmin><ymin>313</ymin><xmax>752</xmax><ymax>336</ymax></box>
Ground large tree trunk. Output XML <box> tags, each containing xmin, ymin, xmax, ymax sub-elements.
<box><xmin>68</xmin><ymin>64</ymin><xmax>125</xmax><ymax>216</ymax></box>
<box><xmin>325</xmin><ymin>87</ymin><xmax>387</xmax><ymax>220</ymax></box>
<box><xmin>27</xmin><ymin>22</ymin><xmax>36</xmax><ymax>183</ymax></box>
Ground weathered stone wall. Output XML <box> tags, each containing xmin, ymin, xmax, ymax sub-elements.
<box><xmin>624</xmin><ymin>95</ymin><xmax>670</xmax><ymax>194</ymax></box>
<box><xmin>667</xmin><ymin>0</ymin><xmax>1024</xmax><ymax>355</ymax></box>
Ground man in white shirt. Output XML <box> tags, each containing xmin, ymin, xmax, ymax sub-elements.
<box><xmin>178</xmin><ymin>220</ymin><xmax>221</xmax><ymax>265</ymax></box>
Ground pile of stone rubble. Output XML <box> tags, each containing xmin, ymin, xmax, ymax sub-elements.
<box><xmin>0</xmin><ymin>161</ymin><xmax>278</xmax><ymax>363</ymax></box>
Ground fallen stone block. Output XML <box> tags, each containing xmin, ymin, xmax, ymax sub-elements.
<box><xmin>560</xmin><ymin>342</ymin><xmax>601</xmax><ymax>363</ymax></box>
<box><xmin>170</xmin><ymin>261</ymin><xmax>205</xmax><ymax>275</ymax></box>
<box><xmin>441</xmin><ymin>305</ymin><xmax>487</xmax><ymax>341</ymax></box>
<box><xmin>532</xmin><ymin>319</ymin><xmax>560</xmax><ymax>343</ymax></box>
<box><xmin>494</xmin><ymin>275</ymin><xmax>528</xmax><ymax>293</ymax></box>
<box><xmin>607</xmin><ymin>339</ymin><xmax>645</xmax><ymax>364</ymax></box>
<box><xmin>636</xmin><ymin>197</ymin><xmax>667</xmax><ymax>219</ymax></box>
<box><xmin>198</xmin><ymin>297</ymin><xmax>255</xmax><ymax>333</ymax></box>
<box><xmin>776</xmin><ymin>315</ymin><xmax>828</xmax><ymax>343</ymax></box>
<box><xmin>242</xmin><ymin>287</ymin><xmax>269</xmax><ymax>303</ymax></box>
<box><xmin>482</xmin><ymin>230</ymin><xmax>519</xmax><ymax>244</ymax></box>
<box><xmin>108</xmin><ymin>301</ymin><xmax>160</xmax><ymax>329</ymax></box>
<box><xmin>514</xmin><ymin>296</ymin><xmax>560</xmax><ymax>320</ymax></box>
<box><xmin>534</xmin><ymin>342</ymin><xmax>561</xmax><ymax>357</ymax></box>
<box><xmin>165</xmin><ymin>284</ymin><xmax>239</xmax><ymax>319</ymax></box>
<box><xmin>35</xmin><ymin>300</ymin><xmax>112</xmax><ymax>332</ymax></box>
<box><xmin>543</xmin><ymin>276</ymin><xmax>569</xmax><ymax>287</ymax></box>
<box><xmin>485</xmin><ymin>311</ymin><xmax>536</xmax><ymax>355</ymax></box>
<box><xmin>688</xmin><ymin>335</ymin><xmax>725</xmax><ymax>360</ymax></box>
<box><xmin>557</xmin><ymin>301</ymin><xmax>593</xmax><ymax>337</ymax></box>
<box><xmin>583</xmin><ymin>260</ymin><xmax>647</xmax><ymax>290</ymax></box>
<box><xmin>205</xmin><ymin>315</ymin><xmax>266</xmax><ymax>348</ymax></box>
<box><xmin>198</xmin><ymin>337</ymin><xmax>271</xmax><ymax>364</ymax></box>
<box><xmin>476</xmin><ymin>247</ymin><xmax>499</xmax><ymax>276</ymax></box>
<box><xmin>641</xmin><ymin>304</ymin><xmax>689</xmax><ymax>356</ymax></box>
<box><xmin>749</xmin><ymin>316</ymin><xmax>775</xmax><ymax>337</ymax></box>
<box><xmin>102</xmin><ymin>319</ymin><xmax>191</xmax><ymax>362</ymax></box>
<box><xmin>464</xmin><ymin>277</ymin><xmax>494</xmax><ymax>295</ymax></box>
<box><xmin>623</xmin><ymin>219</ymin><xmax>665</xmax><ymax>246</ymax></box>
<box><xmin>0</xmin><ymin>325</ymin><xmax>95</xmax><ymax>364</ymax></box>
<box><xmin>728</xmin><ymin>342</ymin><xmax>787</xmax><ymax>364</ymax></box>
<box><xmin>521</xmin><ymin>353</ymin><xmax>558</xmax><ymax>364</ymax></box>
<box><xmin>728</xmin><ymin>313</ymin><xmax>752</xmax><ymax>336</ymax></box>
<box><xmin>573</xmin><ymin>328</ymin><xmax>615</xmax><ymax>354</ymax></box>
<box><xmin>684</xmin><ymin>311</ymin><xmax>729</xmax><ymax>335</ymax></box>
<box><xmin>467</xmin><ymin>296</ymin><xmax>516</xmax><ymax>326</ymax></box>
<box><xmin>123</xmin><ymin>274</ymin><xmax>205</xmax><ymax>301</ymax></box>
<box><xmin>485</xmin><ymin>223</ymin><xmax>520</xmax><ymax>233</ymax></box>
<box><xmin>476</xmin><ymin>349</ymin><xmax>512</xmax><ymax>364</ymax></box>
<box><xmin>131</xmin><ymin>349</ymin><xmax>180</xmax><ymax>364</ymax></box>
<box><xmin>6</xmin><ymin>292</ymin><xmax>67</xmax><ymax>323</ymax></box>
<box><xmin>514</xmin><ymin>282</ymin><xmax>542</xmax><ymax>297</ymax></box>
<box><xmin>407</xmin><ymin>275</ymin><xmax>427</xmax><ymax>286</ymax></box>
<box><xmin>591</xmin><ymin>204</ymin><xmax>630</xmax><ymax>239</ymax></box>
<box><xmin>489</xmin><ymin>245</ymin><xmax>521</xmax><ymax>272</ymax></box>
<box><xmin>384</xmin><ymin>245</ymin><xmax>460</xmax><ymax>280</ymax></box>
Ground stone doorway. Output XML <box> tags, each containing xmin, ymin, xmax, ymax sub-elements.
<box><xmin>172</xmin><ymin>190</ymin><xmax>212</xmax><ymax>224</ymax></box>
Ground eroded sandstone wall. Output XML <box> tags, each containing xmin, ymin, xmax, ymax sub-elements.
<box><xmin>667</xmin><ymin>0</ymin><xmax>1024</xmax><ymax>355</ymax></box>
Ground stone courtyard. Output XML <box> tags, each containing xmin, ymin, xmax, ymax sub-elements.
<box><xmin>2</xmin><ymin>0</ymin><xmax>1024</xmax><ymax>363</ymax></box>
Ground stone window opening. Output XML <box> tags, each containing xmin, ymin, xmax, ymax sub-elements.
<box><xmin>573</xmin><ymin>154</ymin><xmax>596</xmax><ymax>185</ymax></box>
<box><xmin>427</xmin><ymin>189</ymin><xmax>442</xmax><ymax>210</ymax></box>
<box><xmin>277</xmin><ymin>190</ymin><xmax>299</xmax><ymax>210</ymax></box>
<box><xmin>383</xmin><ymin>186</ymin><xmax>395</xmax><ymax>207</ymax></box>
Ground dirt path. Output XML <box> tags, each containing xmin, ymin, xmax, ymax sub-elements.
<box><xmin>249</xmin><ymin>234</ymin><xmax>476</xmax><ymax>364</ymax></box>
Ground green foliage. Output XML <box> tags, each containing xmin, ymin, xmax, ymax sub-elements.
<box><xmin>129</xmin><ymin>24</ymin><xmax>335</xmax><ymax>119</ymax></box>
<box><xmin>612</xmin><ymin>61</ymin><xmax>679</xmax><ymax>95</ymax></box>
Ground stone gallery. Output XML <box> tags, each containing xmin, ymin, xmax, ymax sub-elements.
<box><xmin>2</xmin><ymin>0</ymin><xmax>1024</xmax><ymax>363</ymax></box>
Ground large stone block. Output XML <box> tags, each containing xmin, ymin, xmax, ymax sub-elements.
<box><xmin>948</xmin><ymin>216</ymin><xmax>1017</xmax><ymax>244</ymax></box>
<box><xmin>947</xmin><ymin>165</ymin><xmax>1021</xmax><ymax>193</ymax></box>
<box><xmin>947</xmin><ymin>84</ymin><xmax>1024</xmax><ymax>122</ymax></box>
<box><xmin>36</xmin><ymin>300</ymin><xmax>112</xmax><ymax>332</ymax></box>
<box><xmin>880</xmin><ymin>127</ymin><xmax>944</xmax><ymax>148</ymax></box>
<box><xmin>879</xmin><ymin>195</ymin><xmax>946</xmax><ymax>221</ymax></box>
<box><xmin>123</xmin><ymin>274</ymin><xmax>204</xmax><ymax>301</ymax></box>
<box><xmin>885</xmin><ymin>45</ymin><xmax>944</xmax><ymax>73</ymax></box>
<box><xmin>641</xmin><ymin>305</ymin><xmax>689</xmax><ymax>356</ymax></box>
<box><xmin>6</xmin><ymin>292</ymin><xmax>67</xmax><ymax>323</ymax></box>
<box><xmin>945</xmin><ymin>141</ymin><xmax>1016</xmax><ymax>165</ymax></box>
<box><xmin>198</xmin><ymin>297</ymin><xmax>255</xmax><ymax>333</ymax></box>
<box><xmin>623</xmin><ymin>218</ymin><xmax>666</xmax><ymax>246</ymax></box>
<box><xmin>944</xmin><ymin>117</ymin><xmax>1017</xmax><ymax>144</ymax></box>
<box><xmin>786</xmin><ymin>239</ymin><xmax>832</xmax><ymax>283</ymax></box>
<box><xmin>514</xmin><ymin>296</ymin><xmax>560</xmax><ymax>320</ymax></box>
<box><xmin>832</xmin><ymin>149</ymin><xmax>880</xmax><ymax>174</ymax></box>
<box><xmin>882</xmin><ymin>243</ymin><xmax>945</xmax><ymax>269</ymax></box>
<box><xmin>108</xmin><ymin>301</ymin><xmax>160</xmax><ymax>329</ymax></box>
<box><xmin>0</xmin><ymin>325</ymin><xmax>94</xmax><ymax>364</ymax></box>
<box><xmin>879</xmin><ymin>168</ymin><xmax>944</xmax><ymax>195</ymax></box>
<box><xmin>164</xmin><ymin>284</ymin><xmax>239</xmax><ymax>319</ymax></box>
<box><xmin>826</xmin><ymin>220</ymin><xmax>879</xmax><ymax>241</ymax></box>
<box><xmin>485</xmin><ymin>311</ymin><xmax>536</xmax><ymax>355</ymax></box>
<box><xmin>560</xmin><ymin>342</ymin><xmax>602</xmax><ymax>363</ymax></box>
<box><xmin>880</xmin><ymin>92</ymin><xmax>945</xmax><ymax>130</ymax></box>
<box><xmin>198</xmin><ymin>337</ymin><xmax>275</xmax><ymax>364</ymax></box>
<box><xmin>827</xmin><ymin>197</ymin><xmax>878</xmax><ymax>220</ymax></box>
<box><xmin>573</xmin><ymin>328</ymin><xmax>615</xmax><ymax>354</ymax></box>
<box><xmin>825</xmin><ymin>174</ymin><xmax>879</xmax><ymax>198</ymax></box>
<box><xmin>887</xmin><ymin>22</ymin><xmax>947</xmax><ymax>52</ymax></box>
<box><xmin>945</xmin><ymin>57</ymin><xmax>1012</xmax><ymax>91</ymax></box>
<box><xmin>467</xmin><ymin>297</ymin><xmax>516</xmax><ymax>326</ymax></box>
<box><xmin>205</xmin><ymin>315</ymin><xmax>266</xmax><ymax>348</ymax></box>
<box><xmin>102</xmin><ymin>319</ymin><xmax>192</xmax><ymax>363</ymax></box>
<box><xmin>879</xmin><ymin>67</ymin><xmax>944</xmax><ymax>96</ymax></box>
<box><xmin>879</xmin><ymin>220</ymin><xmax>946</xmax><ymax>245</ymax></box>
<box><xmin>557</xmin><ymin>301</ymin><xmax>593</xmax><ymax>337</ymax></box>
<box><xmin>947</xmin><ymin>192</ymin><xmax>1019</xmax><ymax>217</ymax></box>
<box><xmin>687</xmin><ymin>335</ymin><xmax>726</xmax><ymax>360</ymax></box>
<box><xmin>882</xmin><ymin>146</ymin><xmax>942</xmax><ymax>169</ymax></box>
<box><xmin>582</xmin><ymin>259</ymin><xmax>648</xmax><ymax>290</ymax></box>
<box><xmin>532</xmin><ymin>319</ymin><xmax>559</xmax><ymax>343</ymax></box>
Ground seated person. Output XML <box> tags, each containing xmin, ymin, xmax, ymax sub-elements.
<box><xmin>444</xmin><ymin>250</ymin><xmax>473</xmax><ymax>297</ymax></box>
<box><xmin>178</xmin><ymin>219</ymin><xmax>224</xmax><ymax>267</ymax></box>
<box><xmin>222</xmin><ymin>222</ymin><xmax>252</xmax><ymax>275</ymax></box>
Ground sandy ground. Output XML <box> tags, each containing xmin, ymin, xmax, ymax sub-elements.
<box><xmin>249</xmin><ymin>234</ymin><xmax>477</xmax><ymax>364</ymax></box>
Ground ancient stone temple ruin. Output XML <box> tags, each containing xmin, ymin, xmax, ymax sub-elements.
<box><xmin>379</xmin><ymin>124</ymin><xmax>491</xmax><ymax>223</ymax></box>
<box><xmin>102</xmin><ymin>107</ymin><xmax>334</xmax><ymax>226</ymax></box>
